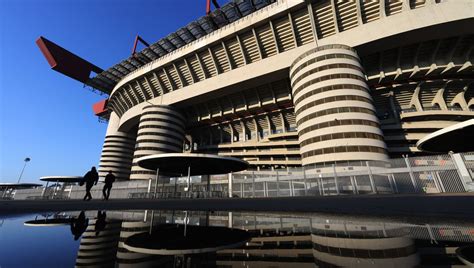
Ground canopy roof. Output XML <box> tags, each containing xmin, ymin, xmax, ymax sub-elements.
<box><xmin>417</xmin><ymin>119</ymin><xmax>474</xmax><ymax>153</ymax></box>
<box><xmin>40</xmin><ymin>176</ymin><xmax>83</xmax><ymax>183</ymax></box>
<box><xmin>137</xmin><ymin>153</ymin><xmax>248</xmax><ymax>176</ymax></box>
<box><xmin>88</xmin><ymin>0</ymin><xmax>276</xmax><ymax>93</ymax></box>
<box><xmin>0</xmin><ymin>183</ymin><xmax>42</xmax><ymax>189</ymax></box>
<box><xmin>124</xmin><ymin>224</ymin><xmax>251</xmax><ymax>255</ymax></box>
<box><xmin>24</xmin><ymin>218</ymin><xmax>72</xmax><ymax>227</ymax></box>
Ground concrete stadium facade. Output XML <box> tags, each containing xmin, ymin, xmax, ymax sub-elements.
<box><xmin>93</xmin><ymin>0</ymin><xmax>473</xmax><ymax>180</ymax></box>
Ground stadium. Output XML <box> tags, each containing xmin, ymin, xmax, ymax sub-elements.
<box><xmin>37</xmin><ymin>0</ymin><xmax>474</xmax><ymax>183</ymax></box>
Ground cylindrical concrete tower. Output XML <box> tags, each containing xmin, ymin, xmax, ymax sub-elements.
<box><xmin>130</xmin><ymin>105</ymin><xmax>185</xmax><ymax>180</ymax></box>
<box><xmin>75</xmin><ymin>212</ymin><xmax>122</xmax><ymax>267</ymax></box>
<box><xmin>290</xmin><ymin>44</ymin><xmax>388</xmax><ymax>168</ymax></box>
<box><xmin>98</xmin><ymin>112</ymin><xmax>137</xmax><ymax>180</ymax></box>
<box><xmin>311</xmin><ymin>231</ymin><xmax>419</xmax><ymax>267</ymax></box>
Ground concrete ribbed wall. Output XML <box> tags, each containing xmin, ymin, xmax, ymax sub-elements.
<box><xmin>311</xmin><ymin>234</ymin><xmax>419</xmax><ymax>267</ymax></box>
<box><xmin>98</xmin><ymin>112</ymin><xmax>136</xmax><ymax>180</ymax></box>
<box><xmin>290</xmin><ymin>44</ymin><xmax>388</xmax><ymax>167</ymax></box>
<box><xmin>75</xmin><ymin>218</ymin><xmax>122</xmax><ymax>267</ymax></box>
<box><xmin>130</xmin><ymin>105</ymin><xmax>185</xmax><ymax>180</ymax></box>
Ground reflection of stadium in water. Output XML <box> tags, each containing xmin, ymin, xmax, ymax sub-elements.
<box><xmin>64</xmin><ymin>211</ymin><xmax>474</xmax><ymax>267</ymax></box>
<box><xmin>311</xmin><ymin>223</ymin><xmax>419</xmax><ymax>267</ymax></box>
<box><xmin>116</xmin><ymin>221</ymin><xmax>172</xmax><ymax>267</ymax></box>
<box><xmin>74</xmin><ymin>213</ymin><xmax>122</xmax><ymax>267</ymax></box>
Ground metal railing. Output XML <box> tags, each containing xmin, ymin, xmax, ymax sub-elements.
<box><xmin>229</xmin><ymin>152</ymin><xmax>474</xmax><ymax>198</ymax></box>
<box><xmin>9</xmin><ymin>152</ymin><xmax>474</xmax><ymax>200</ymax></box>
<box><xmin>129</xmin><ymin>190</ymin><xmax>227</xmax><ymax>199</ymax></box>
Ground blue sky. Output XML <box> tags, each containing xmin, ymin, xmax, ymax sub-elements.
<box><xmin>0</xmin><ymin>0</ymin><xmax>212</xmax><ymax>183</ymax></box>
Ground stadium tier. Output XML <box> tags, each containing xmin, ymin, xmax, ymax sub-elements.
<box><xmin>38</xmin><ymin>0</ymin><xmax>474</xmax><ymax>179</ymax></box>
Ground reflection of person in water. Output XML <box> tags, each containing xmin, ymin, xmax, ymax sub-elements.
<box><xmin>95</xmin><ymin>210</ymin><xmax>107</xmax><ymax>236</ymax></box>
<box><xmin>70</xmin><ymin>211</ymin><xmax>88</xmax><ymax>240</ymax></box>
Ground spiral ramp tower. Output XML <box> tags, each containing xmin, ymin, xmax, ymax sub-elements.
<box><xmin>98</xmin><ymin>112</ymin><xmax>137</xmax><ymax>180</ymax></box>
<box><xmin>129</xmin><ymin>105</ymin><xmax>185</xmax><ymax>180</ymax></box>
<box><xmin>75</xmin><ymin>218</ymin><xmax>122</xmax><ymax>267</ymax></box>
<box><xmin>290</xmin><ymin>44</ymin><xmax>389</xmax><ymax>169</ymax></box>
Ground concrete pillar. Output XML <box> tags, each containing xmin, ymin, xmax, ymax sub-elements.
<box><xmin>290</xmin><ymin>44</ymin><xmax>388</xmax><ymax>170</ymax></box>
<box><xmin>130</xmin><ymin>105</ymin><xmax>185</xmax><ymax>180</ymax></box>
<box><xmin>98</xmin><ymin>112</ymin><xmax>136</xmax><ymax>180</ymax></box>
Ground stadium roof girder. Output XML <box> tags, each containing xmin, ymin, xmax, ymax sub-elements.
<box><xmin>142</xmin><ymin>48</ymin><xmax>159</xmax><ymax>60</ymax></box>
<box><xmin>86</xmin><ymin>0</ymin><xmax>276</xmax><ymax>92</ymax></box>
<box><xmin>150</xmin><ymin>43</ymin><xmax>167</xmax><ymax>56</ymax></box>
<box><xmin>177</xmin><ymin>27</ymin><xmax>196</xmax><ymax>43</ymax></box>
<box><xmin>97</xmin><ymin>74</ymin><xmax>116</xmax><ymax>84</ymax></box>
<box><xmin>112</xmin><ymin>65</ymin><xmax>127</xmax><ymax>76</ymax></box>
<box><xmin>102</xmin><ymin>71</ymin><xmax>120</xmax><ymax>82</ymax></box>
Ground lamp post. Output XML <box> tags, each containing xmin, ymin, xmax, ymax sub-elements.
<box><xmin>17</xmin><ymin>157</ymin><xmax>31</xmax><ymax>183</ymax></box>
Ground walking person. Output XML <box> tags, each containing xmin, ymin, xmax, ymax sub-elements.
<box><xmin>102</xmin><ymin>170</ymin><xmax>116</xmax><ymax>200</ymax></box>
<box><xmin>83</xmin><ymin>166</ymin><xmax>99</xmax><ymax>201</ymax></box>
<box><xmin>95</xmin><ymin>210</ymin><xmax>107</xmax><ymax>235</ymax></box>
<box><xmin>70</xmin><ymin>211</ymin><xmax>88</xmax><ymax>240</ymax></box>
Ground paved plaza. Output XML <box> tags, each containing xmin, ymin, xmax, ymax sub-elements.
<box><xmin>3</xmin><ymin>193</ymin><xmax>474</xmax><ymax>220</ymax></box>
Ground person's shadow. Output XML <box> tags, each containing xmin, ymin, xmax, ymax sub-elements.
<box><xmin>70</xmin><ymin>211</ymin><xmax>88</xmax><ymax>240</ymax></box>
<box><xmin>95</xmin><ymin>210</ymin><xmax>107</xmax><ymax>236</ymax></box>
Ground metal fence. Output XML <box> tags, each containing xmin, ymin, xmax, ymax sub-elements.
<box><xmin>230</xmin><ymin>152</ymin><xmax>474</xmax><ymax>198</ymax></box>
<box><xmin>229</xmin><ymin>212</ymin><xmax>474</xmax><ymax>244</ymax></box>
<box><xmin>9</xmin><ymin>152</ymin><xmax>474</xmax><ymax>200</ymax></box>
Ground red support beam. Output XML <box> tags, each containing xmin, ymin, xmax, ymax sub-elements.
<box><xmin>206</xmin><ymin>0</ymin><xmax>211</xmax><ymax>15</ymax></box>
<box><xmin>93</xmin><ymin>99</ymin><xmax>109</xmax><ymax>117</ymax></box>
<box><xmin>36</xmin><ymin>36</ymin><xmax>103</xmax><ymax>83</ymax></box>
<box><xmin>206</xmin><ymin>0</ymin><xmax>220</xmax><ymax>15</ymax></box>
<box><xmin>131</xmin><ymin>35</ymin><xmax>150</xmax><ymax>55</ymax></box>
